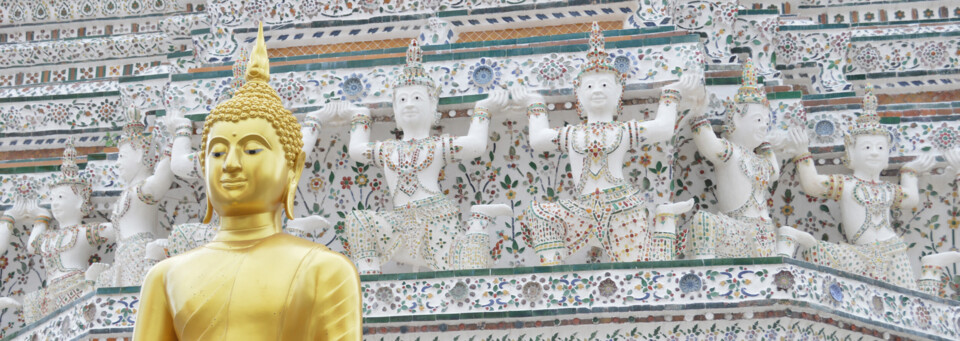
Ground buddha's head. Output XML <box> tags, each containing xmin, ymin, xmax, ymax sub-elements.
<box><xmin>573</xmin><ymin>22</ymin><xmax>625</xmax><ymax>120</ymax></box>
<box><xmin>51</xmin><ymin>139</ymin><xmax>91</xmax><ymax>222</ymax></box>
<box><xmin>117</xmin><ymin>108</ymin><xmax>151</xmax><ymax>184</ymax></box>
<box><xmin>199</xmin><ymin>23</ymin><xmax>305</xmax><ymax>224</ymax></box>
<box><xmin>724</xmin><ymin>58</ymin><xmax>770</xmax><ymax>149</ymax></box>
<box><xmin>844</xmin><ymin>86</ymin><xmax>891</xmax><ymax>175</ymax></box>
<box><xmin>393</xmin><ymin>39</ymin><xmax>441</xmax><ymax>133</ymax></box>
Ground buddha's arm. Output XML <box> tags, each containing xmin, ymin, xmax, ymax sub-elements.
<box><xmin>315</xmin><ymin>252</ymin><xmax>362</xmax><ymax>341</ymax></box>
<box><xmin>347</xmin><ymin>108</ymin><xmax>375</xmax><ymax>163</ymax></box>
<box><xmin>133</xmin><ymin>264</ymin><xmax>178</xmax><ymax>341</ymax></box>
<box><xmin>632</xmin><ymin>89</ymin><xmax>681</xmax><ymax>145</ymax></box>
<box><xmin>141</xmin><ymin>157</ymin><xmax>175</xmax><ymax>199</ymax></box>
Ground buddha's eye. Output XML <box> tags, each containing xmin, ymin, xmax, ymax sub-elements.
<box><xmin>414</xmin><ymin>95</ymin><xmax>421</xmax><ymax>100</ymax></box>
<box><xmin>211</xmin><ymin>151</ymin><xmax>225</xmax><ymax>158</ymax></box>
<box><xmin>602</xmin><ymin>82</ymin><xmax>607</xmax><ymax>88</ymax></box>
<box><xmin>245</xmin><ymin>149</ymin><xmax>263</xmax><ymax>155</ymax></box>
<box><xmin>587</xmin><ymin>84</ymin><xmax>593</xmax><ymax>89</ymax></box>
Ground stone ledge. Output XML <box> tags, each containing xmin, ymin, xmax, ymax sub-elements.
<box><xmin>3</xmin><ymin>257</ymin><xmax>957</xmax><ymax>340</ymax></box>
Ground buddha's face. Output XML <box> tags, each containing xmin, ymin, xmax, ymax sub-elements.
<box><xmin>205</xmin><ymin>117</ymin><xmax>293</xmax><ymax>217</ymax></box>
<box><xmin>393</xmin><ymin>85</ymin><xmax>438</xmax><ymax>132</ymax></box>
<box><xmin>576</xmin><ymin>72</ymin><xmax>621</xmax><ymax>118</ymax></box>
<box><xmin>50</xmin><ymin>185</ymin><xmax>83</xmax><ymax>223</ymax></box>
<box><xmin>730</xmin><ymin>103</ymin><xmax>769</xmax><ymax>149</ymax></box>
<box><xmin>849</xmin><ymin>135</ymin><xmax>890</xmax><ymax>175</ymax></box>
<box><xmin>116</xmin><ymin>143</ymin><xmax>144</xmax><ymax>183</ymax></box>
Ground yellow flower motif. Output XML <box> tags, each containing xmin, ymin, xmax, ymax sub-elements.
<box><xmin>949</xmin><ymin>217</ymin><xmax>959</xmax><ymax>229</ymax></box>
<box><xmin>781</xmin><ymin>205</ymin><xmax>794</xmax><ymax>216</ymax></box>
<box><xmin>507</xmin><ymin>190</ymin><xmax>516</xmax><ymax>200</ymax></box>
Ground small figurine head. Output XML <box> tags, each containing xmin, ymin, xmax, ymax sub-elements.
<box><xmin>117</xmin><ymin>107</ymin><xmax>151</xmax><ymax>184</ymax></box>
<box><xmin>843</xmin><ymin>85</ymin><xmax>891</xmax><ymax>174</ymax></box>
<box><xmin>51</xmin><ymin>138</ymin><xmax>92</xmax><ymax>220</ymax></box>
<box><xmin>723</xmin><ymin>58</ymin><xmax>770</xmax><ymax>149</ymax></box>
<box><xmin>573</xmin><ymin>22</ymin><xmax>625</xmax><ymax>120</ymax></box>
<box><xmin>199</xmin><ymin>23</ymin><xmax>305</xmax><ymax>224</ymax></box>
<box><xmin>393</xmin><ymin>39</ymin><xmax>441</xmax><ymax>133</ymax></box>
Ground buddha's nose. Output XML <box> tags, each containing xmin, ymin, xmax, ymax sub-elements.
<box><xmin>222</xmin><ymin>150</ymin><xmax>242</xmax><ymax>173</ymax></box>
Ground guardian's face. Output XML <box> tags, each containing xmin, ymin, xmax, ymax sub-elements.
<box><xmin>849</xmin><ymin>135</ymin><xmax>890</xmax><ymax>175</ymax></box>
<box><xmin>393</xmin><ymin>85</ymin><xmax>437</xmax><ymax>132</ymax></box>
<box><xmin>204</xmin><ymin>118</ymin><xmax>291</xmax><ymax>217</ymax></box>
<box><xmin>50</xmin><ymin>185</ymin><xmax>83</xmax><ymax>223</ymax></box>
<box><xmin>731</xmin><ymin>103</ymin><xmax>770</xmax><ymax>149</ymax></box>
<box><xmin>116</xmin><ymin>143</ymin><xmax>144</xmax><ymax>183</ymax></box>
<box><xmin>576</xmin><ymin>72</ymin><xmax>622</xmax><ymax>118</ymax></box>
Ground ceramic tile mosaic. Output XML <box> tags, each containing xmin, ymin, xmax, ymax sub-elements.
<box><xmin>0</xmin><ymin>0</ymin><xmax>959</xmax><ymax>339</ymax></box>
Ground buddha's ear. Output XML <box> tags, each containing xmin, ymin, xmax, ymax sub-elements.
<box><xmin>284</xmin><ymin>151</ymin><xmax>306</xmax><ymax>220</ymax></box>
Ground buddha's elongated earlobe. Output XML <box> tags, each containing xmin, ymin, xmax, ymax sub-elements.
<box><xmin>202</xmin><ymin>197</ymin><xmax>214</xmax><ymax>224</ymax></box>
<box><xmin>284</xmin><ymin>151</ymin><xmax>306</xmax><ymax>220</ymax></box>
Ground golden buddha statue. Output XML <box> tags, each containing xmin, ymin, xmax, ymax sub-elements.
<box><xmin>133</xmin><ymin>24</ymin><xmax>362</xmax><ymax>340</ymax></box>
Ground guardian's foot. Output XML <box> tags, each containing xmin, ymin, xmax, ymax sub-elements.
<box><xmin>470</xmin><ymin>204</ymin><xmax>512</xmax><ymax>217</ymax></box>
<box><xmin>145</xmin><ymin>239</ymin><xmax>169</xmax><ymax>261</ymax></box>
<box><xmin>777</xmin><ymin>226</ymin><xmax>817</xmax><ymax>257</ymax></box>
<box><xmin>85</xmin><ymin>263</ymin><xmax>111</xmax><ymax>282</ymax></box>
<box><xmin>921</xmin><ymin>251</ymin><xmax>960</xmax><ymax>268</ymax></box>
<box><xmin>537</xmin><ymin>250</ymin><xmax>563</xmax><ymax>266</ymax></box>
<box><xmin>0</xmin><ymin>297</ymin><xmax>20</xmax><ymax>311</ymax></box>
<box><xmin>467</xmin><ymin>204</ymin><xmax>511</xmax><ymax>233</ymax></box>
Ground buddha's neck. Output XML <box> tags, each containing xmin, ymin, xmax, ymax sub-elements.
<box><xmin>215</xmin><ymin>211</ymin><xmax>282</xmax><ymax>242</ymax></box>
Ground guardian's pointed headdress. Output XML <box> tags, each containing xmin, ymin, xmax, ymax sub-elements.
<box><xmin>394</xmin><ymin>39</ymin><xmax>441</xmax><ymax>97</ymax></box>
<box><xmin>53</xmin><ymin>138</ymin><xmax>92</xmax><ymax>215</ymax></box>
<box><xmin>845</xmin><ymin>85</ymin><xmax>889</xmax><ymax>143</ymax></box>
<box><xmin>574</xmin><ymin>22</ymin><xmax>624</xmax><ymax>87</ymax></box>
<box><xmin>734</xmin><ymin>58</ymin><xmax>767</xmax><ymax>106</ymax></box>
<box><xmin>120</xmin><ymin>107</ymin><xmax>149</xmax><ymax>151</ymax></box>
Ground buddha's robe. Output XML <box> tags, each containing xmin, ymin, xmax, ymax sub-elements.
<box><xmin>134</xmin><ymin>232</ymin><xmax>361</xmax><ymax>340</ymax></box>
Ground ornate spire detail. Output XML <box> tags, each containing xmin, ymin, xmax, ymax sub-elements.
<box><xmin>734</xmin><ymin>58</ymin><xmax>767</xmax><ymax>105</ymax></box>
<box><xmin>52</xmin><ymin>138</ymin><xmax>92</xmax><ymax>214</ymax></box>
<box><xmin>245</xmin><ymin>22</ymin><xmax>270</xmax><ymax>84</ymax></box>
<box><xmin>845</xmin><ymin>84</ymin><xmax>890</xmax><ymax>144</ymax></box>
<box><xmin>394</xmin><ymin>39</ymin><xmax>440</xmax><ymax>97</ymax></box>
<box><xmin>230</xmin><ymin>46</ymin><xmax>249</xmax><ymax>91</ymax></box>
<box><xmin>120</xmin><ymin>106</ymin><xmax>149</xmax><ymax>150</ymax></box>
<box><xmin>574</xmin><ymin>22</ymin><xmax>623</xmax><ymax>87</ymax></box>
<box><xmin>585</xmin><ymin>21</ymin><xmax>607</xmax><ymax>64</ymax></box>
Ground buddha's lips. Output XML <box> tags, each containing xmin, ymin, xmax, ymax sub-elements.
<box><xmin>220</xmin><ymin>179</ymin><xmax>248</xmax><ymax>189</ymax></box>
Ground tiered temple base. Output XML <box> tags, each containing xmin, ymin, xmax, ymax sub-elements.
<box><xmin>4</xmin><ymin>258</ymin><xmax>957</xmax><ymax>341</ymax></box>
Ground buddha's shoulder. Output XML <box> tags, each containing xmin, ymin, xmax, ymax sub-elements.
<box><xmin>262</xmin><ymin>234</ymin><xmax>355</xmax><ymax>268</ymax></box>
